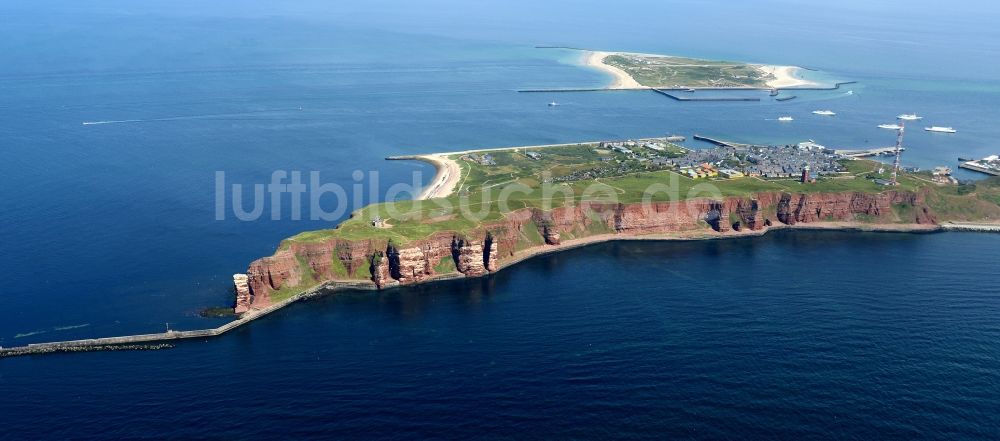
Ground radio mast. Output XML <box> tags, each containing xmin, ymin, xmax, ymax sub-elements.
<box><xmin>890</xmin><ymin>120</ymin><xmax>905</xmax><ymax>186</ymax></box>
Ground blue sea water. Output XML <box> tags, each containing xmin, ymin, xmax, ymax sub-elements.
<box><xmin>2</xmin><ymin>1</ymin><xmax>1000</xmax><ymax>439</ymax></box>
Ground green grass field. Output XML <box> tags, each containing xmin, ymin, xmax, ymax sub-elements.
<box><xmin>603</xmin><ymin>54</ymin><xmax>773</xmax><ymax>88</ymax></box>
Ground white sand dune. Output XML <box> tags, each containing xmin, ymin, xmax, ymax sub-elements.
<box><xmin>755</xmin><ymin>65</ymin><xmax>819</xmax><ymax>88</ymax></box>
<box><xmin>582</xmin><ymin>51</ymin><xmax>648</xmax><ymax>90</ymax></box>
<box><xmin>578</xmin><ymin>49</ymin><xmax>818</xmax><ymax>90</ymax></box>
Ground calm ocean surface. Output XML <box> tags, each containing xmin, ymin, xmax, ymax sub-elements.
<box><xmin>2</xmin><ymin>1</ymin><xmax>1000</xmax><ymax>439</ymax></box>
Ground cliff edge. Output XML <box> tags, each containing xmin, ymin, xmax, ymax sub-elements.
<box><xmin>234</xmin><ymin>189</ymin><xmax>938</xmax><ymax>312</ymax></box>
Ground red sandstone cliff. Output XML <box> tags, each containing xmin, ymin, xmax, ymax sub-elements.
<box><xmin>234</xmin><ymin>190</ymin><xmax>936</xmax><ymax>312</ymax></box>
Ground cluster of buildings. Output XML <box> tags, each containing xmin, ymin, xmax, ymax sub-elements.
<box><xmin>667</xmin><ymin>142</ymin><xmax>844</xmax><ymax>180</ymax></box>
<box><xmin>465</xmin><ymin>137</ymin><xmax>856</xmax><ymax>185</ymax></box>
<box><xmin>680</xmin><ymin>164</ymin><xmax>720</xmax><ymax>179</ymax></box>
<box><xmin>599</xmin><ymin>141</ymin><xmax>637</xmax><ymax>155</ymax></box>
<box><xmin>461</xmin><ymin>153</ymin><xmax>496</xmax><ymax>166</ymax></box>
<box><xmin>742</xmin><ymin>144</ymin><xmax>843</xmax><ymax>178</ymax></box>
<box><xmin>931</xmin><ymin>166</ymin><xmax>958</xmax><ymax>184</ymax></box>
<box><xmin>598</xmin><ymin>138</ymin><xmax>686</xmax><ymax>157</ymax></box>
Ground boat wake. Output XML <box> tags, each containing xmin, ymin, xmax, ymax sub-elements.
<box><xmin>82</xmin><ymin>107</ymin><xmax>305</xmax><ymax>126</ymax></box>
<box><xmin>82</xmin><ymin>119</ymin><xmax>144</xmax><ymax>125</ymax></box>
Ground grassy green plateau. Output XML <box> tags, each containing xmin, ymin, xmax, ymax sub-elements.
<box><xmin>281</xmin><ymin>143</ymin><xmax>1000</xmax><ymax>249</ymax></box>
<box><xmin>603</xmin><ymin>54</ymin><xmax>773</xmax><ymax>88</ymax></box>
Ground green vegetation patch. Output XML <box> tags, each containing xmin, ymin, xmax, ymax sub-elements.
<box><xmin>434</xmin><ymin>256</ymin><xmax>458</xmax><ymax>274</ymax></box>
<box><xmin>277</xmin><ymin>145</ymin><xmax>1000</xmax><ymax>250</ymax></box>
<box><xmin>604</xmin><ymin>54</ymin><xmax>773</xmax><ymax>88</ymax></box>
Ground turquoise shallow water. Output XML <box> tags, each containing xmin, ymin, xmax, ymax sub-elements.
<box><xmin>2</xmin><ymin>1</ymin><xmax>1000</xmax><ymax>438</ymax></box>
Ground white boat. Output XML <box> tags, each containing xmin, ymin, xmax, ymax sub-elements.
<box><xmin>878</xmin><ymin>123</ymin><xmax>903</xmax><ymax>130</ymax></box>
<box><xmin>898</xmin><ymin>113</ymin><xmax>922</xmax><ymax>121</ymax></box>
<box><xmin>778</xmin><ymin>116</ymin><xmax>794</xmax><ymax>122</ymax></box>
<box><xmin>812</xmin><ymin>110</ymin><xmax>836</xmax><ymax>116</ymax></box>
<box><xmin>925</xmin><ymin>126</ymin><xmax>957</xmax><ymax>133</ymax></box>
<box><xmin>547</xmin><ymin>102</ymin><xmax>559</xmax><ymax>107</ymax></box>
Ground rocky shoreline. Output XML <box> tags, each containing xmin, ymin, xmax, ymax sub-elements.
<box><xmin>8</xmin><ymin>188</ymin><xmax>997</xmax><ymax>360</ymax></box>
<box><xmin>236</xmin><ymin>189</ymin><xmax>938</xmax><ymax>312</ymax></box>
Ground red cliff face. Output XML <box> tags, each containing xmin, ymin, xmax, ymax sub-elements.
<box><xmin>775</xmin><ymin>190</ymin><xmax>934</xmax><ymax>225</ymax></box>
<box><xmin>233</xmin><ymin>274</ymin><xmax>252</xmax><ymax>314</ymax></box>
<box><xmin>245</xmin><ymin>249</ymin><xmax>302</xmax><ymax>307</ymax></box>
<box><xmin>370</xmin><ymin>251</ymin><xmax>394</xmax><ymax>289</ymax></box>
<box><xmin>235</xmin><ymin>190</ymin><xmax>936</xmax><ymax>312</ymax></box>
<box><xmin>611</xmin><ymin>199</ymin><xmax>728</xmax><ymax>234</ymax></box>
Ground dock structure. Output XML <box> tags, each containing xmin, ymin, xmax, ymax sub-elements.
<box><xmin>692</xmin><ymin>135</ymin><xmax>751</xmax><ymax>149</ymax></box>
<box><xmin>959</xmin><ymin>161</ymin><xmax>1000</xmax><ymax>176</ymax></box>
<box><xmin>517</xmin><ymin>88</ymin><xmax>630</xmax><ymax>93</ymax></box>
<box><xmin>833</xmin><ymin>147</ymin><xmax>901</xmax><ymax>158</ymax></box>
<box><xmin>516</xmin><ymin>81</ymin><xmax>858</xmax><ymax>94</ymax></box>
<box><xmin>941</xmin><ymin>222</ymin><xmax>1000</xmax><ymax>232</ymax></box>
<box><xmin>650</xmin><ymin>88</ymin><xmax>761</xmax><ymax>102</ymax></box>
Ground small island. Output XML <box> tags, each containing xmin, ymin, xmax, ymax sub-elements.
<box><xmin>580</xmin><ymin>50</ymin><xmax>818</xmax><ymax>90</ymax></box>
<box><xmin>232</xmin><ymin>138</ymin><xmax>1000</xmax><ymax>315</ymax></box>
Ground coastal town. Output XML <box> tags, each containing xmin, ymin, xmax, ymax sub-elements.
<box><xmin>460</xmin><ymin>136</ymin><xmax>897</xmax><ymax>186</ymax></box>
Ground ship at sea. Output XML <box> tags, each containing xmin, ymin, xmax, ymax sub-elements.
<box><xmin>878</xmin><ymin>123</ymin><xmax>903</xmax><ymax>130</ymax></box>
<box><xmin>812</xmin><ymin>110</ymin><xmax>836</xmax><ymax>116</ymax></box>
<box><xmin>898</xmin><ymin>113</ymin><xmax>923</xmax><ymax>120</ymax></box>
<box><xmin>925</xmin><ymin>126</ymin><xmax>957</xmax><ymax>133</ymax></box>
<box><xmin>778</xmin><ymin>116</ymin><xmax>794</xmax><ymax>122</ymax></box>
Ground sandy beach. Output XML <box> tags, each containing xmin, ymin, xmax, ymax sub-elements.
<box><xmin>415</xmin><ymin>154</ymin><xmax>462</xmax><ymax>200</ymax></box>
<box><xmin>582</xmin><ymin>49</ymin><xmax>817</xmax><ymax>90</ymax></box>
<box><xmin>756</xmin><ymin>64</ymin><xmax>819</xmax><ymax>88</ymax></box>
<box><xmin>583</xmin><ymin>51</ymin><xmax>647</xmax><ymax>90</ymax></box>
<box><xmin>415</xmin><ymin>141</ymin><xmax>605</xmax><ymax>200</ymax></box>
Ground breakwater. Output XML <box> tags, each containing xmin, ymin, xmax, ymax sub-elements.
<box><xmin>959</xmin><ymin>162</ymin><xmax>1000</xmax><ymax>176</ymax></box>
<box><xmin>0</xmin><ymin>280</ymin><xmax>376</xmax><ymax>359</ymax></box>
<box><xmin>1</xmin><ymin>343</ymin><xmax>175</xmax><ymax>358</ymax></box>
<box><xmin>941</xmin><ymin>222</ymin><xmax>1000</xmax><ymax>232</ymax></box>
<box><xmin>517</xmin><ymin>81</ymin><xmax>857</xmax><ymax>94</ymax></box>
<box><xmin>692</xmin><ymin>135</ymin><xmax>750</xmax><ymax>148</ymax></box>
<box><xmin>517</xmin><ymin>88</ymin><xmax>629</xmax><ymax>93</ymax></box>
<box><xmin>651</xmin><ymin>88</ymin><xmax>761</xmax><ymax>102</ymax></box>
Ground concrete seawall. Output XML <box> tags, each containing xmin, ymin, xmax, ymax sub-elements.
<box><xmin>1</xmin><ymin>280</ymin><xmax>377</xmax><ymax>358</ymax></box>
<box><xmin>651</xmin><ymin>88</ymin><xmax>760</xmax><ymax>102</ymax></box>
<box><xmin>517</xmin><ymin>81</ymin><xmax>857</xmax><ymax>94</ymax></box>
<box><xmin>941</xmin><ymin>222</ymin><xmax>1000</xmax><ymax>232</ymax></box>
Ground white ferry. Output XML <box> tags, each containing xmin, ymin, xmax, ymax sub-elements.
<box><xmin>778</xmin><ymin>116</ymin><xmax>794</xmax><ymax>122</ymax></box>
<box><xmin>925</xmin><ymin>126</ymin><xmax>957</xmax><ymax>133</ymax></box>
<box><xmin>812</xmin><ymin>110</ymin><xmax>836</xmax><ymax>116</ymax></box>
<box><xmin>878</xmin><ymin>123</ymin><xmax>903</xmax><ymax>130</ymax></box>
<box><xmin>898</xmin><ymin>113</ymin><xmax>922</xmax><ymax>121</ymax></box>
